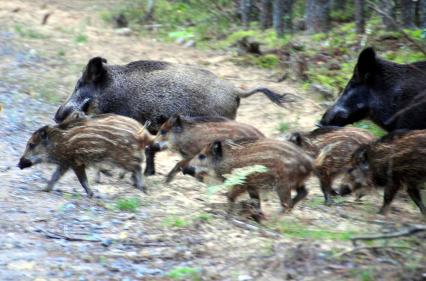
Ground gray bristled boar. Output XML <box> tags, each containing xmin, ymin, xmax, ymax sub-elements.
<box><xmin>183</xmin><ymin>139</ymin><xmax>313</xmax><ymax>221</ymax></box>
<box><xmin>54</xmin><ymin>57</ymin><xmax>293</xmax><ymax>175</ymax></box>
<box><xmin>151</xmin><ymin>115</ymin><xmax>265</xmax><ymax>183</ymax></box>
<box><xmin>288</xmin><ymin>126</ymin><xmax>375</xmax><ymax>205</ymax></box>
<box><xmin>18</xmin><ymin>114</ymin><xmax>154</xmax><ymax>197</ymax></box>
<box><xmin>347</xmin><ymin>130</ymin><xmax>426</xmax><ymax>216</ymax></box>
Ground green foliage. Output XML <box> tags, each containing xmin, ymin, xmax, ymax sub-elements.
<box><xmin>14</xmin><ymin>24</ymin><xmax>48</xmax><ymax>39</ymax></box>
<box><xmin>207</xmin><ymin>165</ymin><xmax>268</xmax><ymax>195</ymax></box>
<box><xmin>167</xmin><ymin>266</ymin><xmax>202</xmax><ymax>281</ymax></box>
<box><xmin>193</xmin><ymin>212</ymin><xmax>213</xmax><ymax>223</ymax></box>
<box><xmin>115</xmin><ymin>196</ymin><xmax>141</xmax><ymax>212</ymax></box>
<box><xmin>255</xmin><ymin>54</ymin><xmax>279</xmax><ymax>69</ymax></box>
<box><xmin>353</xmin><ymin>120</ymin><xmax>386</xmax><ymax>138</ymax></box>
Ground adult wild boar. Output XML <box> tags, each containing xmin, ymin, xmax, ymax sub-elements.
<box><xmin>55</xmin><ymin>57</ymin><xmax>291</xmax><ymax>175</ymax></box>
<box><xmin>320</xmin><ymin>47</ymin><xmax>426</xmax><ymax>131</ymax></box>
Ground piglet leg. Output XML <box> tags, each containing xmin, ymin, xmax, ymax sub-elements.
<box><xmin>43</xmin><ymin>165</ymin><xmax>68</xmax><ymax>192</ymax></box>
<box><xmin>72</xmin><ymin>165</ymin><xmax>93</xmax><ymax>198</ymax></box>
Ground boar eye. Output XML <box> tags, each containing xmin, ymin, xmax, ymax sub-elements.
<box><xmin>160</xmin><ymin>129</ymin><xmax>167</xmax><ymax>135</ymax></box>
<box><xmin>198</xmin><ymin>154</ymin><xmax>206</xmax><ymax>161</ymax></box>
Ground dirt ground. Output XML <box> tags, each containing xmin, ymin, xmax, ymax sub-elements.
<box><xmin>0</xmin><ymin>1</ymin><xmax>424</xmax><ymax>280</ymax></box>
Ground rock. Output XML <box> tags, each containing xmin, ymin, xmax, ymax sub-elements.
<box><xmin>310</xmin><ymin>84</ymin><xmax>335</xmax><ymax>101</ymax></box>
<box><xmin>175</xmin><ymin>37</ymin><xmax>186</xmax><ymax>45</ymax></box>
<box><xmin>114</xmin><ymin>28</ymin><xmax>132</xmax><ymax>36</ymax></box>
<box><xmin>183</xmin><ymin>40</ymin><xmax>196</xmax><ymax>48</ymax></box>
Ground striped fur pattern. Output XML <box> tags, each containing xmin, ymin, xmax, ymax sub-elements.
<box><xmin>18</xmin><ymin>114</ymin><xmax>154</xmax><ymax>197</ymax></box>
<box><xmin>348</xmin><ymin>129</ymin><xmax>426</xmax><ymax>215</ymax></box>
<box><xmin>152</xmin><ymin>115</ymin><xmax>265</xmax><ymax>182</ymax></box>
<box><xmin>186</xmin><ymin>138</ymin><xmax>313</xmax><ymax>220</ymax></box>
<box><xmin>288</xmin><ymin>126</ymin><xmax>375</xmax><ymax>205</ymax></box>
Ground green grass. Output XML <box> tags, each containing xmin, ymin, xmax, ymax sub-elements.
<box><xmin>276</xmin><ymin>122</ymin><xmax>291</xmax><ymax>133</ymax></box>
<box><xmin>14</xmin><ymin>24</ymin><xmax>49</xmax><ymax>39</ymax></box>
<box><xmin>115</xmin><ymin>196</ymin><xmax>141</xmax><ymax>212</ymax></box>
<box><xmin>193</xmin><ymin>212</ymin><xmax>213</xmax><ymax>223</ymax></box>
<box><xmin>167</xmin><ymin>266</ymin><xmax>201</xmax><ymax>281</ymax></box>
<box><xmin>163</xmin><ymin>216</ymin><xmax>191</xmax><ymax>228</ymax></box>
<box><xmin>349</xmin><ymin>268</ymin><xmax>375</xmax><ymax>281</ymax></box>
<box><xmin>274</xmin><ymin>219</ymin><xmax>356</xmax><ymax>241</ymax></box>
<box><xmin>74</xmin><ymin>33</ymin><xmax>88</xmax><ymax>44</ymax></box>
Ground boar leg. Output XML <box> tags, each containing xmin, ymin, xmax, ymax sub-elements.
<box><xmin>43</xmin><ymin>166</ymin><xmax>68</xmax><ymax>192</ymax></box>
<box><xmin>247</xmin><ymin>186</ymin><xmax>265</xmax><ymax>221</ymax></box>
<box><xmin>319</xmin><ymin>176</ymin><xmax>334</xmax><ymax>206</ymax></box>
<box><xmin>379</xmin><ymin>184</ymin><xmax>400</xmax><ymax>215</ymax></box>
<box><xmin>72</xmin><ymin>165</ymin><xmax>94</xmax><ymax>198</ymax></box>
<box><xmin>226</xmin><ymin>185</ymin><xmax>246</xmax><ymax>219</ymax></box>
<box><xmin>292</xmin><ymin>185</ymin><xmax>308</xmax><ymax>207</ymax></box>
<box><xmin>95</xmin><ymin>169</ymin><xmax>113</xmax><ymax>183</ymax></box>
<box><xmin>144</xmin><ymin>145</ymin><xmax>158</xmax><ymax>176</ymax></box>
<box><xmin>276</xmin><ymin>185</ymin><xmax>293</xmax><ymax>212</ymax></box>
<box><xmin>406</xmin><ymin>184</ymin><xmax>426</xmax><ymax>215</ymax></box>
<box><xmin>132</xmin><ymin>165</ymin><xmax>146</xmax><ymax>194</ymax></box>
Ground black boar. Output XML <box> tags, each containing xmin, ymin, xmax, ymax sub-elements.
<box><xmin>152</xmin><ymin>115</ymin><xmax>265</xmax><ymax>182</ymax></box>
<box><xmin>184</xmin><ymin>139</ymin><xmax>313</xmax><ymax>220</ymax></box>
<box><xmin>320</xmin><ymin>47</ymin><xmax>426</xmax><ymax>131</ymax></box>
<box><xmin>288</xmin><ymin>126</ymin><xmax>375</xmax><ymax>205</ymax></box>
<box><xmin>347</xmin><ymin>130</ymin><xmax>426</xmax><ymax>216</ymax></box>
<box><xmin>54</xmin><ymin>57</ymin><xmax>292</xmax><ymax>175</ymax></box>
<box><xmin>18</xmin><ymin>114</ymin><xmax>154</xmax><ymax>197</ymax></box>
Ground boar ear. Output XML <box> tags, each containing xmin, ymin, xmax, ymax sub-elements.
<box><xmin>357</xmin><ymin>47</ymin><xmax>376</xmax><ymax>81</ymax></box>
<box><xmin>83</xmin><ymin>57</ymin><xmax>107</xmax><ymax>83</ymax></box>
<box><xmin>171</xmin><ymin>115</ymin><xmax>183</xmax><ymax>133</ymax></box>
<box><xmin>211</xmin><ymin>141</ymin><xmax>223</xmax><ymax>161</ymax></box>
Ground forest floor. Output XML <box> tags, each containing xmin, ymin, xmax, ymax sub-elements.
<box><xmin>0</xmin><ymin>1</ymin><xmax>425</xmax><ymax>280</ymax></box>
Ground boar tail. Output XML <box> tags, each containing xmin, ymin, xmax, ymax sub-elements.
<box><xmin>236</xmin><ymin>87</ymin><xmax>295</xmax><ymax>107</ymax></box>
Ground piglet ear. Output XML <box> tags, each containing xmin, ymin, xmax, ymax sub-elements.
<box><xmin>289</xmin><ymin>132</ymin><xmax>302</xmax><ymax>146</ymax></box>
<box><xmin>356</xmin><ymin>47</ymin><xmax>376</xmax><ymax>81</ymax></box>
<box><xmin>171</xmin><ymin>115</ymin><xmax>183</xmax><ymax>133</ymax></box>
<box><xmin>211</xmin><ymin>140</ymin><xmax>223</xmax><ymax>161</ymax></box>
<box><xmin>83</xmin><ymin>57</ymin><xmax>107</xmax><ymax>83</ymax></box>
<box><xmin>38</xmin><ymin>125</ymin><xmax>50</xmax><ymax>140</ymax></box>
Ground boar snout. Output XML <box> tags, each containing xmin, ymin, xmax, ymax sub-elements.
<box><xmin>18</xmin><ymin>158</ymin><xmax>33</xmax><ymax>169</ymax></box>
<box><xmin>320</xmin><ymin>107</ymin><xmax>349</xmax><ymax>127</ymax></box>
<box><xmin>54</xmin><ymin>105</ymin><xmax>73</xmax><ymax>123</ymax></box>
<box><xmin>182</xmin><ymin>166</ymin><xmax>196</xmax><ymax>176</ymax></box>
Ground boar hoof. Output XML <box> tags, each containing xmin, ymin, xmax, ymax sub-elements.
<box><xmin>42</xmin><ymin>187</ymin><xmax>53</xmax><ymax>192</ymax></box>
<box><xmin>137</xmin><ymin>186</ymin><xmax>147</xmax><ymax>194</ymax></box>
<box><xmin>144</xmin><ymin>169</ymin><xmax>155</xmax><ymax>176</ymax></box>
<box><xmin>324</xmin><ymin>197</ymin><xmax>334</xmax><ymax>206</ymax></box>
<box><xmin>87</xmin><ymin>191</ymin><xmax>94</xmax><ymax>198</ymax></box>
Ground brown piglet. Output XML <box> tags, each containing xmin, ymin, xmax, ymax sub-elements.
<box><xmin>287</xmin><ymin>126</ymin><xmax>375</xmax><ymax>205</ymax></box>
<box><xmin>347</xmin><ymin>129</ymin><xmax>426</xmax><ymax>216</ymax></box>
<box><xmin>151</xmin><ymin>115</ymin><xmax>265</xmax><ymax>182</ymax></box>
<box><xmin>184</xmin><ymin>138</ymin><xmax>313</xmax><ymax>221</ymax></box>
<box><xmin>18</xmin><ymin>114</ymin><xmax>154</xmax><ymax>197</ymax></box>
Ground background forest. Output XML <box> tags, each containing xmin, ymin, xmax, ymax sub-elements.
<box><xmin>101</xmin><ymin>0</ymin><xmax>426</xmax><ymax>99</ymax></box>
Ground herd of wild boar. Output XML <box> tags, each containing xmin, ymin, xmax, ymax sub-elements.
<box><xmin>18</xmin><ymin>47</ymin><xmax>426</xmax><ymax>221</ymax></box>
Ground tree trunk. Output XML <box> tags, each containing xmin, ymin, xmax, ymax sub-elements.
<box><xmin>305</xmin><ymin>0</ymin><xmax>331</xmax><ymax>33</ymax></box>
<box><xmin>273</xmin><ymin>0</ymin><xmax>284</xmax><ymax>36</ymax></box>
<box><xmin>380</xmin><ymin>0</ymin><xmax>397</xmax><ymax>30</ymax></box>
<box><xmin>355</xmin><ymin>0</ymin><xmax>365</xmax><ymax>34</ymax></box>
<box><xmin>332</xmin><ymin>0</ymin><xmax>347</xmax><ymax>11</ymax></box>
<box><xmin>145</xmin><ymin>0</ymin><xmax>155</xmax><ymax>22</ymax></box>
<box><xmin>240</xmin><ymin>0</ymin><xmax>252</xmax><ymax>29</ymax></box>
<box><xmin>421</xmin><ymin>0</ymin><xmax>426</xmax><ymax>28</ymax></box>
<box><xmin>260</xmin><ymin>0</ymin><xmax>273</xmax><ymax>29</ymax></box>
<box><xmin>400</xmin><ymin>0</ymin><xmax>416</xmax><ymax>28</ymax></box>
<box><xmin>283</xmin><ymin>0</ymin><xmax>294</xmax><ymax>33</ymax></box>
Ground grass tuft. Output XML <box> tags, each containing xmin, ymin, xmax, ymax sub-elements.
<box><xmin>115</xmin><ymin>196</ymin><xmax>141</xmax><ymax>212</ymax></box>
